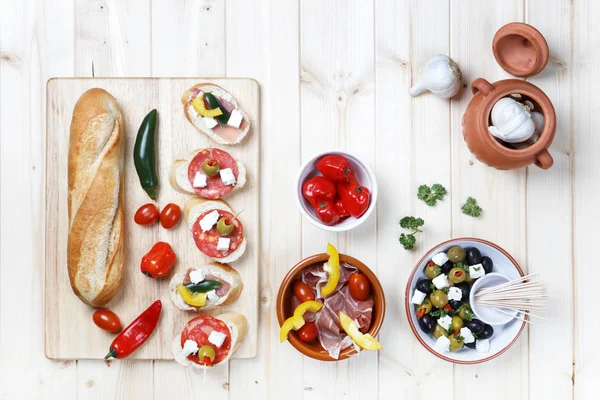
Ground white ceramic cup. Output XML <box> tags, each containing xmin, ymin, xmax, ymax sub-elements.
<box><xmin>470</xmin><ymin>273</ymin><xmax>518</xmax><ymax>325</ymax></box>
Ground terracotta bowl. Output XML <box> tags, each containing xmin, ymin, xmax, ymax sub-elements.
<box><xmin>492</xmin><ymin>22</ymin><xmax>549</xmax><ymax>78</ymax></box>
<box><xmin>276</xmin><ymin>253</ymin><xmax>386</xmax><ymax>361</ymax></box>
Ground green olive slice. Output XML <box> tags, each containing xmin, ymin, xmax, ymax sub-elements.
<box><xmin>202</xmin><ymin>159</ymin><xmax>220</xmax><ymax>177</ymax></box>
<box><xmin>197</xmin><ymin>345</ymin><xmax>216</xmax><ymax>363</ymax></box>
<box><xmin>217</xmin><ymin>217</ymin><xmax>234</xmax><ymax>236</ymax></box>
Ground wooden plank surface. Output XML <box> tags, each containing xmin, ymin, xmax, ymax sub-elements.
<box><xmin>45</xmin><ymin>78</ymin><xmax>259</xmax><ymax>360</ymax></box>
<box><xmin>2</xmin><ymin>0</ymin><xmax>600</xmax><ymax>398</ymax></box>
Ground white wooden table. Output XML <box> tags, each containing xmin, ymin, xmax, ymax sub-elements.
<box><xmin>1</xmin><ymin>0</ymin><xmax>597</xmax><ymax>398</ymax></box>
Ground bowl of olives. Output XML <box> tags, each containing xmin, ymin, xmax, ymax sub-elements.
<box><xmin>404</xmin><ymin>238</ymin><xmax>527</xmax><ymax>364</ymax></box>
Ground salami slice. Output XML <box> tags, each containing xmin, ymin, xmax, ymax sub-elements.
<box><xmin>181</xmin><ymin>315</ymin><xmax>232</xmax><ymax>365</ymax></box>
<box><xmin>187</xmin><ymin>148</ymin><xmax>239</xmax><ymax>199</ymax></box>
<box><xmin>182</xmin><ymin>269</ymin><xmax>231</xmax><ymax>297</ymax></box>
<box><xmin>192</xmin><ymin>210</ymin><xmax>244</xmax><ymax>258</ymax></box>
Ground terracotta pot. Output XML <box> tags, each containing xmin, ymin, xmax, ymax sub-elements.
<box><xmin>492</xmin><ymin>22</ymin><xmax>549</xmax><ymax>77</ymax></box>
<box><xmin>276</xmin><ymin>253</ymin><xmax>386</xmax><ymax>361</ymax></box>
<box><xmin>462</xmin><ymin>78</ymin><xmax>556</xmax><ymax>170</ymax></box>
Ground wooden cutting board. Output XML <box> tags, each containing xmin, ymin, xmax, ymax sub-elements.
<box><xmin>45</xmin><ymin>78</ymin><xmax>259</xmax><ymax>360</ymax></box>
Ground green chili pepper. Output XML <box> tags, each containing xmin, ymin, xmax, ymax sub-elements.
<box><xmin>185</xmin><ymin>280</ymin><xmax>223</xmax><ymax>293</ymax></box>
<box><xmin>133</xmin><ymin>109</ymin><xmax>158</xmax><ymax>199</ymax></box>
<box><xmin>204</xmin><ymin>92</ymin><xmax>230</xmax><ymax>126</ymax></box>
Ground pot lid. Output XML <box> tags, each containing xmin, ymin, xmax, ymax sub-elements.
<box><xmin>492</xmin><ymin>22</ymin><xmax>549</xmax><ymax>78</ymax></box>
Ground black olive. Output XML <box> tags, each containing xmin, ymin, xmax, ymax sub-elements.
<box><xmin>464</xmin><ymin>341</ymin><xmax>476</xmax><ymax>349</ymax></box>
<box><xmin>449</xmin><ymin>299</ymin><xmax>462</xmax><ymax>310</ymax></box>
<box><xmin>454</xmin><ymin>282</ymin><xmax>471</xmax><ymax>301</ymax></box>
<box><xmin>465</xmin><ymin>319</ymin><xmax>485</xmax><ymax>335</ymax></box>
<box><xmin>416</xmin><ymin>279</ymin><xmax>433</xmax><ymax>295</ymax></box>
<box><xmin>481</xmin><ymin>256</ymin><xmax>494</xmax><ymax>273</ymax></box>
<box><xmin>465</xmin><ymin>247</ymin><xmax>482</xmax><ymax>265</ymax></box>
<box><xmin>479</xmin><ymin>324</ymin><xmax>494</xmax><ymax>339</ymax></box>
<box><xmin>441</xmin><ymin>260</ymin><xmax>453</xmax><ymax>274</ymax></box>
<box><xmin>418</xmin><ymin>314</ymin><xmax>436</xmax><ymax>334</ymax></box>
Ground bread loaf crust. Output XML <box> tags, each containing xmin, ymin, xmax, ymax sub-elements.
<box><xmin>67</xmin><ymin>88</ymin><xmax>125</xmax><ymax>307</ymax></box>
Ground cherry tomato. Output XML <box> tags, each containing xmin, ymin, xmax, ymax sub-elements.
<box><xmin>160</xmin><ymin>203</ymin><xmax>181</xmax><ymax>229</ymax></box>
<box><xmin>93</xmin><ymin>309</ymin><xmax>121</xmax><ymax>333</ymax></box>
<box><xmin>134</xmin><ymin>203</ymin><xmax>160</xmax><ymax>225</ymax></box>
<box><xmin>348</xmin><ymin>273</ymin><xmax>371</xmax><ymax>301</ymax></box>
<box><xmin>293</xmin><ymin>281</ymin><xmax>315</xmax><ymax>302</ymax></box>
<box><xmin>297</xmin><ymin>322</ymin><xmax>318</xmax><ymax>342</ymax></box>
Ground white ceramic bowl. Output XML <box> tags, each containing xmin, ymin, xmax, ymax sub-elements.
<box><xmin>405</xmin><ymin>238</ymin><xmax>526</xmax><ymax>364</ymax></box>
<box><xmin>470</xmin><ymin>273</ymin><xmax>518</xmax><ymax>325</ymax></box>
<box><xmin>295</xmin><ymin>150</ymin><xmax>378</xmax><ymax>232</ymax></box>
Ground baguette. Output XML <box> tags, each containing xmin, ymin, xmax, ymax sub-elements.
<box><xmin>181</xmin><ymin>83</ymin><xmax>250</xmax><ymax>145</ymax></box>
<box><xmin>67</xmin><ymin>88</ymin><xmax>125</xmax><ymax>307</ymax></box>
<box><xmin>169</xmin><ymin>263</ymin><xmax>244</xmax><ymax>312</ymax></box>
<box><xmin>171</xmin><ymin>312</ymin><xmax>248</xmax><ymax>368</ymax></box>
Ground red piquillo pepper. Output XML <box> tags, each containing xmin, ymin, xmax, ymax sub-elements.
<box><xmin>337</xmin><ymin>184</ymin><xmax>371</xmax><ymax>218</ymax></box>
<box><xmin>316</xmin><ymin>154</ymin><xmax>357</xmax><ymax>183</ymax></box>
<box><xmin>141</xmin><ymin>241</ymin><xmax>177</xmax><ymax>278</ymax></box>
<box><xmin>105</xmin><ymin>300</ymin><xmax>162</xmax><ymax>359</ymax></box>
<box><xmin>302</xmin><ymin>176</ymin><xmax>336</xmax><ymax>208</ymax></box>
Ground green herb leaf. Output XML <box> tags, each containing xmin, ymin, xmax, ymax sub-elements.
<box><xmin>430</xmin><ymin>309</ymin><xmax>449</xmax><ymax>318</ymax></box>
<box><xmin>461</xmin><ymin>197</ymin><xmax>483</xmax><ymax>217</ymax></box>
<box><xmin>399</xmin><ymin>233</ymin><xmax>416</xmax><ymax>250</ymax></box>
<box><xmin>442</xmin><ymin>287</ymin><xmax>450</xmax><ymax>294</ymax></box>
<box><xmin>399</xmin><ymin>216</ymin><xmax>424</xmax><ymax>251</ymax></box>
<box><xmin>417</xmin><ymin>184</ymin><xmax>448</xmax><ymax>206</ymax></box>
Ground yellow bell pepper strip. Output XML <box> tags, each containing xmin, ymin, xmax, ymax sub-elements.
<box><xmin>320</xmin><ymin>243</ymin><xmax>340</xmax><ymax>297</ymax></box>
<box><xmin>192</xmin><ymin>95</ymin><xmax>223</xmax><ymax>118</ymax></box>
<box><xmin>177</xmin><ymin>285</ymin><xmax>208</xmax><ymax>307</ymax></box>
<box><xmin>279</xmin><ymin>300</ymin><xmax>323</xmax><ymax>343</ymax></box>
<box><xmin>339</xmin><ymin>311</ymin><xmax>382</xmax><ymax>351</ymax></box>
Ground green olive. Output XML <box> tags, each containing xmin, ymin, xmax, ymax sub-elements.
<box><xmin>458</xmin><ymin>304</ymin><xmax>474</xmax><ymax>321</ymax></box>
<box><xmin>216</xmin><ymin>217</ymin><xmax>234</xmax><ymax>236</ymax></box>
<box><xmin>447</xmin><ymin>246</ymin><xmax>466</xmax><ymax>263</ymax></box>
<box><xmin>449</xmin><ymin>335</ymin><xmax>464</xmax><ymax>352</ymax></box>
<box><xmin>448</xmin><ymin>267</ymin><xmax>467</xmax><ymax>283</ymax></box>
<box><xmin>416</xmin><ymin>298</ymin><xmax>432</xmax><ymax>315</ymax></box>
<box><xmin>451</xmin><ymin>316</ymin><xmax>463</xmax><ymax>332</ymax></box>
<box><xmin>202</xmin><ymin>159</ymin><xmax>220</xmax><ymax>177</ymax></box>
<box><xmin>429</xmin><ymin>290</ymin><xmax>448</xmax><ymax>308</ymax></box>
<box><xmin>433</xmin><ymin>324</ymin><xmax>449</xmax><ymax>339</ymax></box>
<box><xmin>424</xmin><ymin>263</ymin><xmax>442</xmax><ymax>279</ymax></box>
<box><xmin>464</xmin><ymin>271</ymin><xmax>473</xmax><ymax>283</ymax></box>
<box><xmin>197</xmin><ymin>345</ymin><xmax>216</xmax><ymax>362</ymax></box>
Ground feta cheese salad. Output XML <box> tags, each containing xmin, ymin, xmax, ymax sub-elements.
<box><xmin>411</xmin><ymin>246</ymin><xmax>494</xmax><ymax>354</ymax></box>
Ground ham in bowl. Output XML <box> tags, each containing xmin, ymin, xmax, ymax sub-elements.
<box><xmin>277</xmin><ymin>247</ymin><xmax>386</xmax><ymax>361</ymax></box>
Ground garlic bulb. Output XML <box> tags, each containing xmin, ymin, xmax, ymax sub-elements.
<box><xmin>531</xmin><ymin>111</ymin><xmax>544</xmax><ymax>135</ymax></box>
<box><xmin>488</xmin><ymin>97</ymin><xmax>535</xmax><ymax>143</ymax></box>
<box><xmin>410</xmin><ymin>55</ymin><xmax>462</xmax><ymax>99</ymax></box>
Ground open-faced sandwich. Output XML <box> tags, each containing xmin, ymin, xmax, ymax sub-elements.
<box><xmin>184</xmin><ymin>198</ymin><xmax>247</xmax><ymax>263</ymax></box>
<box><xmin>172</xmin><ymin>313</ymin><xmax>248</xmax><ymax>368</ymax></box>
<box><xmin>181</xmin><ymin>83</ymin><xmax>250</xmax><ymax>145</ymax></box>
<box><xmin>169</xmin><ymin>147</ymin><xmax>246</xmax><ymax>199</ymax></box>
<box><xmin>169</xmin><ymin>263</ymin><xmax>243</xmax><ymax>312</ymax></box>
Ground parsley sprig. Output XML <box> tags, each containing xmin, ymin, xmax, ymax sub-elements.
<box><xmin>417</xmin><ymin>184</ymin><xmax>448</xmax><ymax>206</ymax></box>
<box><xmin>462</xmin><ymin>197</ymin><xmax>482</xmax><ymax>217</ymax></box>
<box><xmin>399</xmin><ymin>216</ymin><xmax>424</xmax><ymax>250</ymax></box>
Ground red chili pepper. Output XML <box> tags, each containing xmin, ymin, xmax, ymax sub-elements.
<box><xmin>427</xmin><ymin>261</ymin><xmax>436</xmax><ymax>267</ymax></box>
<box><xmin>105</xmin><ymin>300</ymin><xmax>162</xmax><ymax>359</ymax></box>
<box><xmin>335</xmin><ymin>198</ymin><xmax>350</xmax><ymax>218</ymax></box>
<box><xmin>454</xmin><ymin>329</ymin><xmax>459</xmax><ymax>336</ymax></box>
<box><xmin>416</xmin><ymin>308</ymin><xmax>426</xmax><ymax>318</ymax></box>
<box><xmin>443</xmin><ymin>304</ymin><xmax>452</xmax><ymax>312</ymax></box>
<box><xmin>337</xmin><ymin>183</ymin><xmax>371</xmax><ymax>218</ymax></box>
<box><xmin>140</xmin><ymin>242</ymin><xmax>177</xmax><ymax>278</ymax></box>
<box><xmin>316</xmin><ymin>201</ymin><xmax>341</xmax><ymax>226</ymax></box>
<box><xmin>315</xmin><ymin>154</ymin><xmax>358</xmax><ymax>184</ymax></box>
<box><xmin>302</xmin><ymin>176</ymin><xmax>336</xmax><ymax>208</ymax></box>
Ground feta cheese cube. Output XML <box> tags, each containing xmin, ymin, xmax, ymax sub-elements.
<box><xmin>203</xmin><ymin>116</ymin><xmax>219</xmax><ymax>129</ymax></box>
<box><xmin>432</xmin><ymin>274</ymin><xmax>449</xmax><ymax>289</ymax></box>
<box><xmin>193</xmin><ymin>172</ymin><xmax>207</xmax><ymax>188</ymax></box>
<box><xmin>448</xmin><ymin>287</ymin><xmax>462</xmax><ymax>302</ymax></box>
<box><xmin>469</xmin><ymin>263</ymin><xmax>486</xmax><ymax>279</ymax></box>
<box><xmin>434</xmin><ymin>335</ymin><xmax>451</xmax><ymax>353</ymax></box>
<box><xmin>189</xmin><ymin>269</ymin><xmax>206</xmax><ymax>284</ymax></box>
<box><xmin>206</xmin><ymin>290</ymin><xmax>220</xmax><ymax>303</ymax></box>
<box><xmin>432</xmin><ymin>252</ymin><xmax>449</xmax><ymax>266</ymax></box>
<box><xmin>217</xmin><ymin>237</ymin><xmax>231</xmax><ymax>251</ymax></box>
<box><xmin>199</xmin><ymin>210</ymin><xmax>220</xmax><ymax>232</ymax></box>
<box><xmin>219</xmin><ymin>168</ymin><xmax>236</xmax><ymax>186</ymax></box>
<box><xmin>208</xmin><ymin>331</ymin><xmax>227</xmax><ymax>348</ymax></box>
<box><xmin>181</xmin><ymin>339</ymin><xmax>199</xmax><ymax>356</ymax></box>
<box><xmin>476</xmin><ymin>339</ymin><xmax>490</xmax><ymax>353</ymax></box>
<box><xmin>411</xmin><ymin>289</ymin><xmax>427</xmax><ymax>305</ymax></box>
<box><xmin>460</xmin><ymin>327</ymin><xmax>475</xmax><ymax>344</ymax></box>
<box><xmin>227</xmin><ymin>109</ymin><xmax>243</xmax><ymax>128</ymax></box>
<box><xmin>437</xmin><ymin>315</ymin><xmax>452</xmax><ymax>331</ymax></box>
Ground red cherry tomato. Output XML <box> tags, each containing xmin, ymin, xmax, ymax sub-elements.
<box><xmin>134</xmin><ymin>203</ymin><xmax>160</xmax><ymax>225</ymax></box>
<box><xmin>293</xmin><ymin>281</ymin><xmax>315</xmax><ymax>302</ymax></box>
<box><xmin>297</xmin><ymin>322</ymin><xmax>318</xmax><ymax>342</ymax></box>
<box><xmin>93</xmin><ymin>309</ymin><xmax>122</xmax><ymax>333</ymax></box>
<box><xmin>348</xmin><ymin>273</ymin><xmax>371</xmax><ymax>301</ymax></box>
<box><xmin>160</xmin><ymin>203</ymin><xmax>181</xmax><ymax>229</ymax></box>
